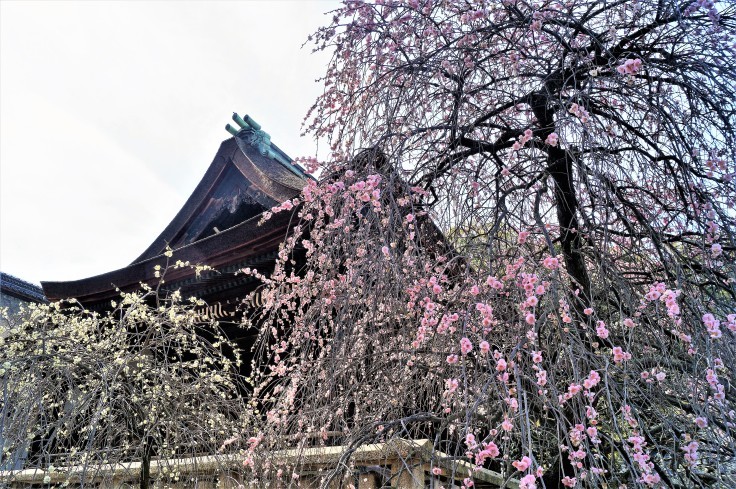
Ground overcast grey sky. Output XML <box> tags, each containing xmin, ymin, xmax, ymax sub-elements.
<box><xmin>1</xmin><ymin>0</ymin><xmax>339</xmax><ymax>285</ymax></box>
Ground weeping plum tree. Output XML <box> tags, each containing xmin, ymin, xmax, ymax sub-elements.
<box><xmin>1</xmin><ymin>267</ymin><xmax>250</xmax><ymax>489</ymax></box>
<box><xmin>243</xmin><ymin>0</ymin><xmax>736</xmax><ymax>487</ymax></box>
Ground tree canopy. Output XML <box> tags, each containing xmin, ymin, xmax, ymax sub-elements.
<box><xmin>245</xmin><ymin>1</ymin><xmax>736</xmax><ymax>487</ymax></box>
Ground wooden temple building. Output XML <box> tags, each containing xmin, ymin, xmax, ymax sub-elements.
<box><xmin>41</xmin><ymin>114</ymin><xmax>309</xmax><ymax>318</ymax></box>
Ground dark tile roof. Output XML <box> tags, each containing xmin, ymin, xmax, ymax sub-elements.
<box><xmin>0</xmin><ymin>272</ymin><xmax>47</xmax><ymax>303</ymax></box>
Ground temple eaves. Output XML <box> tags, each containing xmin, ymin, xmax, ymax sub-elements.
<box><xmin>41</xmin><ymin>112</ymin><xmax>311</xmax><ymax>309</ymax></box>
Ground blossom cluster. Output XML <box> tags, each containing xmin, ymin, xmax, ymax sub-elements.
<box><xmin>616</xmin><ymin>58</ymin><xmax>643</xmax><ymax>75</ymax></box>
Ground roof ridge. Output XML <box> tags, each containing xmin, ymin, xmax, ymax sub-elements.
<box><xmin>225</xmin><ymin>112</ymin><xmax>309</xmax><ymax>179</ymax></box>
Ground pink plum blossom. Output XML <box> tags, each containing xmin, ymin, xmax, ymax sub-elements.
<box><xmin>561</xmin><ymin>476</ymin><xmax>577</xmax><ymax>487</ymax></box>
<box><xmin>519</xmin><ymin>474</ymin><xmax>537</xmax><ymax>489</ymax></box>
<box><xmin>512</xmin><ymin>456</ymin><xmax>532</xmax><ymax>472</ymax></box>
<box><xmin>583</xmin><ymin>370</ymin><xmax>601</xmax><ymax>389</ymax></box>
<box><xmin>617</xmin><ymin>58</ymin><xmax>643</xmax><ymax>75</ymax></box>
<box><xmin>542</xmin><ymin>256</ymin><xmax>559</xmax><ymax>270</ymax></box>
<box><xmin>612</xmin><ymin>346</ymin><xmax>631</xmax><ymax>363</ymax></box>
<box><xmin>596</xmin><ymin>321</ymin><xmax>609</xmax><ymax>339</ymax></box>
<box><xmin>460</xmin><ymin>337</ymin><xmax>473</xmax><ymax>355</ymax></box>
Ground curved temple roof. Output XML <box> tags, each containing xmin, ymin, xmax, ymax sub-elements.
<box><xmin>42</xmin><ymin>114</ymin><xmax>309</xmax><ymax>307</ymax></box>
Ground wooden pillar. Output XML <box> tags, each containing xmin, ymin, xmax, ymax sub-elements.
<box><xmin>96</xmin><ymin>476</ymin><xmax>117</xmax><ymax>489</ymax></box>
<box><xmin>195</xmin><ymin>477</ymin><xmax>218</xmax><ymax>489</ymax></box>
<box><xmin>216</xmin><ymin>471</ymin><xmax>241</xmax><ymax>489</ymax></box>
<box><xmin>326</xmin><ymin>474</ymin><xmax>345</xmax><ymax>489</ymax></box>
<box><xmin>392</xmin><ymin>459</ymin><xmax>424</xmax><ymax>489</ymax></box>
<box><xmin>357</xmin><ymin>472</ymin><xmax>377</xmax><ymax>489</ymax></box>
